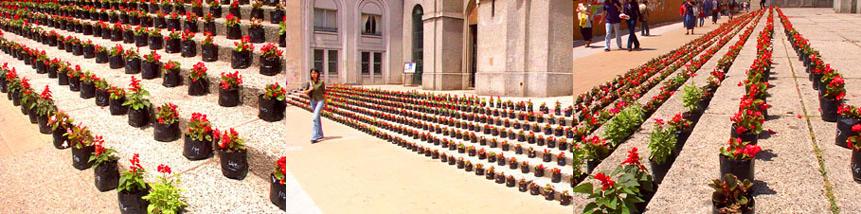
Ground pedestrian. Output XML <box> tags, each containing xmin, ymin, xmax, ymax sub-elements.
<box><xmin>697</xmin><ymin>1</ymin><xmax>706</xmax><ymax>27</ymax></box>
<box><xmin>640</xmin><ymin>0</ymin><xmax>650</xmax><ymax>36</ymax></box>
<box><xmin>603</xmin><ymin>0</ymin><xmax>623</xmax><ymax>51</ymax></box>
<box><xmin>711</xmin><ymin>0</ymin><xmax>720</xmax><ymax>24</ymax></box>
<box><xmin>729</xmin><ymin>0</ymin><xmax>736</xmax><ymax>20</ymax></box>
<box><xmin>703</xmin><ymin>0</ymin><xmax>713</xmax><ymax>23</ymax></box>
<box><xmin>303</xmin><ymin>68</ymin><xmax>326</xmax><ymax>144</ymax></box>
<box><xmin>577</xmin><ymin>0</ymin><xmax>595</xmax><ymax>47</ymax></box>
<box><xmin>624</xmin><ymin>0</ymin><xmax>640</xmax><ymax>51</ymax></box>
<box><xmin>683</xmin><ymin>0</ymin><xmax>696</xmax><ymax>35</ymax></box>
<box><xmin>760</xmin><ymin>0</ymin><xmax>765</xmax><ymax>9</ymax></box>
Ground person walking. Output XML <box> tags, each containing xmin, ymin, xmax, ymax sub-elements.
<box><xmin>729</xmin><ymin>0</ymin><xmax>736</xmax><ymax>20</ymax></box>
<box><xmin>303</xmin><ymin>68</ymin><xmax>326</xmax><ymax>143</ymax></box>
<box><xmin>760</xmin><ymin>0</ymin><xmax>766</xmax><ymax>9</ymax></box>
<box><xmin>683</xmin><ymin>0</ymin><xmax>696</xmax><ymax>35</ymax></box>
<box><xmin>697</xmin><ymin>1</ymin><xmax>705</xmax><ymax>27</ymax></box>
<box><xmin>711</xmin><ymin>0</ymin><xmax>720</xmax><ymax>24</ymax></box>
<box><xmin>577</xmin><ymin>0</ymin><xmax>595</xmax><ymax>47</ymax></box>
<box><xmin>603</xmin><ymin>0</ymin><xmax>623</xmax><ymax>52</ymax></box>
<box><xmin>703</xmin><ymin>0</ymin><xmax>713</xmax><ymax>24</ymax></box>
<box><xmin>624</xmin><ymin>0</ymin><xmax>640</xmax><ymax>51</ymax></box>
<box><xmin>639</xmin><ymin>0</ymin><xmax>650</xmax><ymax>36</ymax></box>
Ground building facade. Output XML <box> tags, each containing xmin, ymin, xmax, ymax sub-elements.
<box><xmin>291</xmin><ymin>0</ymin><xmax>576</xmax><ymax>97</ymax></box>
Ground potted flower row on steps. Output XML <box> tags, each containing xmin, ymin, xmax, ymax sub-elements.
<box><xmin>776</xmin><ymin>7</ymin><xmax>861</xmax><ymax>183</ymax></box>
<box><xmin>286</xmin><ymin>95</ymin><xmax>574</xmax><ymax>206</ymax></box>
<box><xmin>0</xmin><ymin>62</ymin><xmax>287</xmax><ymax>211</ymax></box>
<box><xmin>54</xmin><ymin>0</ymin><xmax>287</xmax><ymax>25</ymax></box>
<box><xmin>0</xmin><ymin>27</ymin><xmax>287</xmax><ymax>121</ymax></box>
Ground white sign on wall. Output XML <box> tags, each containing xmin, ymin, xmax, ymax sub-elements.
<box><xmin>404</xmin><ymin>62</ymin><xmax>416</xmax><ymax>74</ymax></box>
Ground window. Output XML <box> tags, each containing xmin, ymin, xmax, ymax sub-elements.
<box><xmin>361</xmin><ymin>14</ymin><xmax>381</xmax><ymax>36</ymax></box>
<box><xmin>361</xmin><ymin>52</ymin><xmax>370</xmax><ymax>74</ymax></box>
<box><xmin>313</xmin><ymin>49</ymin><xmax>324</xmax><ymax>72</ymax></box>
<box><xmin>314</xmin><ymin>9</ymin><xmax>337</xmax><ymax>32</ymax></box>
<box><xmin>373</xmin><ymin>52</ymin><xmax>382</xmax><ymax>75</ymax></box>
<box><xmin>412</xmin><ymin>6</ymin><xmax>423</xmax><ymax>78</ymax></box>
<box><xmin>327</xmin><ymin>50</ymin><xmax>338</xmax><ymax>75</ymax></box>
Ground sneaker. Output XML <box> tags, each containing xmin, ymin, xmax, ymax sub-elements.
<box><xmin>604</xmin><ymin>48</ymin><xmax>610</xmax><ymax>52</ymax></box>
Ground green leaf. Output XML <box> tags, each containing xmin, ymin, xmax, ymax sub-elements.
<box><xmin>573</xmin><ymin>183</ymin><xmax>594</xmax><ymax>194</ymax></box>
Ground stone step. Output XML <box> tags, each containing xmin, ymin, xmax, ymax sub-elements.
<box><xmin>66</xmin><ymin>0</ymin><xmax>285</xmax><ymax>23</ymax></box>
<box><xmin>1</xmin><ymin>29</ymin><xmax>286</xmax><ymax>185</ymax></box>
<box><xmin>0</xmin><ymin>51</ymin><xmax>284</xmax><ymax>213</ymax></box>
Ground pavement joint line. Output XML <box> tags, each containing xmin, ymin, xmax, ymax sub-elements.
<box><xmin>169</xmin><ymin>158</ymin><xmax>216</xmax><ymax>180</ymax></box>
<box><xmin>231</xmin><ymin>117</ymin><xmax>262</xmax><ymax>129</ymax></box>
<box><xmin>777</xmin><ymin>21</ymin><xmax>840</xmax><ymax>214</ymax></box>
<box><xmin>64</xmin><ymin>105</ymin><xmax>98</xmax><ymax>114</ymax></box>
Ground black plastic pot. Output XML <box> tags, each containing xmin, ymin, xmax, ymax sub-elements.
<box><xmin>154</xmin><ymin>122</ymin><xmax>180</xmax><ymax>142</ymax></box>
<box><xmin>128</xmin><ymin>108</ymin><xmax>150</xmax><ymax>128</ymax></box>
<box><xmin>730</xmin><ymin>125</ymin><xmax>758</xmax><ymax>145</ymax></box>
<box><xmin>279</xmin><ymin>33</ymin><xmax>286</xmax><ymax>47</ymax></box>
<box><xmin>219</xmin><ymin>88</ymin><xmax>240</xmax><ymax>107</ymax></box>
<box><xmin>836</xmin><ymin>118</ymin><xmax>860</xmax><ymax>148</ymax></box>
<box><xmin>270</xmin><ymin>9</ymin><xmax>284</xmax><ymax>24</ymax></box>
<box><xmin>94</xmin><ymin>159</ymin><xmax>119</xmax><ymax>192</ymax></box>
<box><xmin>59</xmin><ymin>73</ymin><xmax>69</xmax><ymax>85</ymax></box>
<box><xmin>72</xmin><ymin>145</ymin><xmax>95</xmax><ymax>170</ymax></box>
<box><xmin>110</xmin><ymin>97</ymin><xmax>129</xmax><ymax>115</ymax></box>
<box><xmin>165</xmin><ymin>38</ymin><xmax>181</xmax><ymax>53</ymax></box>
<box><xmin>226</xmin><ymin>25</ymin><xmax>242</xmax><ymax>40</ymax></box>
<box><xmin>185</xmin><ymin>20</ymin><xmax>199</xmax><ymax>33</ymax></box>
<box><xmin>72</xmin><ymin>44</ymin><xmax>84</xmax><ymax>56</ymax></box>
<box><xmin>231</xmin><ymin>50</ymin><xmax>250</xmax><ymax>69</ymax></box>
<box><xmin>124</xmin><ymin>31</ymin><xmax>135</xmax><ymax>44</ymax></box>
<box><xmin>210</xmin><ymin>6</ymin><xmax>222</xmax><ymax>18</ymax></box>
<box><xmin>229</xmin><ymin>7</ymin><xmax>242</xmax><ymax>19</ymax></box>
<box><xmin>167</xmin><ymin>18</ymin><xmax>181</xmax><ymax>31</ymax></box>
<box><xmin>96</xmin><ymin>52</ymin><xmax>109</xmax><ymax>63</ymax></box>
<box><xmin>125</xmin><ymin>58</ymin><xmax>141</xmax><ymax>74</ymax></box>
<box><xmin>218</xmin><ymin>149</ymin><xmax>249</xmax><ymax>180</ymax></box>
<box><xmin>28</xmin><ymin>107</ymin><xmax>38</xmax><ymax>124</ymax></box>
<box><xmin>248</xmin><ymin>27</ymin><xmax>264</xmax><ymax>43</ymax></box>
<box><xmin>203</xmin><ymin>21</ymin><xmax>216</xmax><ymax>34</ymax></box>
<box><xmin>80</xmin><ymin>82</ymin><xmax>96</xmax><ymax>99</ymax></box>
<box><xmin>36</xmin><ymin>61</ymin><xmax>48</xmax><ymax>74</ymax></box>
<box><xmin>95</xmin><ymin>89</ymin><xmax>110</xmax><ymax>106</ymax></box>
<box><xmin>181</xmin><ymin>41</ymin><xmax>197</xmax><ymax>57</ymax></box>
<box><xmin>83</xmin><ymin>46</ymin><xmax>95</xmax><ymax>58</ymax></box>
<box><xmin>117</xmin><ymin>187</ymin><xmax>150</xmax><ymax>214</ymax></box>
<box><xmin>853</xmin><ymin>150</ymin><xmax>861</xmax><ymax>183</ymax></box>
<box><xmin>251</xmin><ymin>8</ymin><xmax>264</xmax><ymax>20</ymax></box>
<box><xmin>183</xmin><ymin>135</ymin><xmax>213</xmax><ymax>160</ymax></box>
<box><xmin>37</xmin><ymin>114</ymin><xmax>51</xmax><ymax>134</ymax></box>
<box><xmin>259</xmin><ymin>95</ymin><xmax>286</xmax><ymax>122</ymax></box>
<box><xmin>260</xmin><ymin>56</ymin><xmax>282</xmax><ymax>76</ymax></box>
<box><xmin>135</xmin><ymin>34</ymin><xmax>148</xmax><ymax>47</ymax></box>
<box><xmin>270</xmin><ymin>173</ymin><xmax>286</xmax><ymax>210</ymax></box>
<box><xmin>69</xmin><ymin>76</ymin><xmax>81</xmax><ymax>92</ymax></box>
<box><xmin>102</xmin><ymin>28</ymin><xmax>112</xmax><ymax>39</ymax></box>
<box><xmin>149</xmin><ymin>35</ymin><xmax>163</xmax><ymax>50</ymax></box>
<box><xmin>162</xmin><ymin>70</ymin><xmax>182</xmax><ymax>87</ymax></box>
<box><xmin>112</xmin><ymin>29</ymin><xmax>123</xmax><ymax>41</ymax></box>
<box><xmin>719</xmin><ymin>155</ymin><xmax>755</xmax><ymax>182</ymax></box>
<box><xmin>107</xmin><ymin>54</ymin><xmax>124</xmax><ymax>69</ymax></box>
<box><xmin>141</xmin><ymin>61</ymin><xmax>161</xmax><ymax>79</ymax></box>
<box><xmin>188</xmin><ymin>78</ymin><xmax>209</xmax><ymax>96</ymax></box>
<box><xmin>819</xmin><ymin>96</ymin><xmax>841</xmax><ymax>122</ymax></box>
<box><xmin>53</xmin><ymin>127</ymin><xmax>69</xmax><ymax>149</ymax></box>
<box><xmin>201</xmin><ymin>44</ymin><xmax>218</xmax><ymax>62</ymax></box>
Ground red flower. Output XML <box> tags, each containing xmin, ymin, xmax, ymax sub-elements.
<box><xmin>742</xmin><ymin>144</ymin><xmax>761</xmax><ymax>158</ymax></box>
<box><xmin>128</xmin><ymin>76</ymin><xmax>142</xmax><ymax>92</ymax></box>
<box><xmin>852</xmin><ymin>124</ymin><xmax>861</xmax><ymax>133</ymax></box>
<box><xmin>93</xmin><ymin>136</ymin><xmax>105</xmax><ymax>156</ymax></box>
<box><xmin>157</xmin><ymin>164</ymin><xmax>172</xmax><ymax>174</ymax></box>
<box><xmin>594</xmin><ymin>173</ymin><xmax>615</xmax><ymax>191</ymax></box>
<box><xmin>621</xmin><ymin>147</ymin><xmax>641</xmax><ymax>166</ymax></box>
<box><xmin>40</xmin><ymin>85</ymin><xmax>52</xmax><ymax>100</ymax></box>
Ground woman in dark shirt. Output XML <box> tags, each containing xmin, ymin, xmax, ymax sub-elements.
<box><xmin>624</xmin><ymin>0</ymin><xmax>640</xmax><ymax>51</ymax></box>
<box><xmin>303</xmin><ymin>69</ymin><xmax>326</xmax><ymax>143</ymax></box>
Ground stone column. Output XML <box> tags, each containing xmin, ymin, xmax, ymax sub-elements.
<box><xmin>422</xmin><ymin>0</ymin><xmax>468</xmax><ymax>90</ymax></box>
<box><xmin>475</xmin><ymin>0</ymin><xmax>573</xmax><ymax>97</ymax></box>
<box><xmin>286</xmin><ymin>0</ymin><xmax>304</xmax><ymax>89</ymax></box>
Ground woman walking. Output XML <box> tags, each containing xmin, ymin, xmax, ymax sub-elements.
<box><xmin>303</xmin><ymin>68</ymin><xmax>326</xmax><ymax>143</ymax></box>
<box><xmin>682</xmin><ymin>0</ymin><xmax>696</xmax><ymax>35</ymax></box>
<box><xmin>624</xmin><ymin>0</ymin><xmax>640</xmax><ymax>51</ymax></box>
<box><xmin>577</xmin><ymin>0</ymin><xmax>594</xmax><ymax>47</ymax></box>
<box><xmin>697</xmin><ymin>1</ymin><xmax>706</xmax><ymax>27</ymax></box>
<box><xmin>640</xmin><ymin>0</ymin><xmax>650</xmax><ymax>36</ymax></box>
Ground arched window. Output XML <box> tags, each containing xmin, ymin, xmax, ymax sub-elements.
<box><xmin>412</xmin><ymin>5</ymin><xmax>424</xmax><ymax>83</ymax></box>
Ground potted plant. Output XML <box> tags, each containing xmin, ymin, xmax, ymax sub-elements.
<box><xmin>181</xmin><ymin>30</ymin><xmax>197</xmax><ymax>57</ymax></box>
<box><xmin>109</xmin><ymin>86</ymin><xmax>129</xmax><ymax>115</ymax></box>
<box><xmin>730</xmin><ymin>109</ymin><xmax>764</xmax><ymax>144</ymax></box>
<box><xmin>68</xmin><ymin>66</ymin><xmax>82</xmax><ymax>92</ymax></box>
<box><xmin>271</xmin><ymin>3</ymin><xmax>285</xmax><ymax>24</ymax></box>
<box><xmin>47</xmin><ymin>110</ymin><xmax>73</xmax><ymax>149</ymax></box>
<box><xmin>837</xmin><ymin>105</ymin><xmax>861</xmax><ymax>148</ymax></box>
<box><xmin>819</xmin><ymin>71</ymin><xmax>844</xmax><ymax>122</ymax></box>
<box><xmin>248</xmin><ymin>18</ymin><xmax>265</xmax><ymax>43</ymax></box>
<box><xmin>216</xmin><ymin>128</ymin><xmax>249</xmax><ymax>180</ymax></box>
<box><xmin>142</xmin><ymin>164</ymin><xmax>188</xmax><ymax>213</ymax></box>
<box><xmin>259</xmin><ymin>43</ymin><xmax>282</xmax><ymax>76</ymax></box>
<box><xmin>232</xmin><ymin>35</ymin><xmax>253</xmax><ymax>69</ymax></box>
<box><xmin>249</xmin><ymin>0</ymin><xmax>265</xmax><ymax>19</ymax></box>
<box><xmin>602</xmin><ymin>104</ymin><xmax>645</xmax><ymax>147</ymax></box>
<box><xmin>164</xmin><ymin>30</ymin><xmax>181</xmax><ymax>53</ymax></box>
<box><xmin>184</xmin><ymin>11</ymin><xmax>199</xmax><ymax>33</ymax></box>
<box><xmin>184</xmin><ymin>112</ymin><xmax>214</xmax><ymax>160</ymax></box>
<box><xmin>191</xmin><ymin>0</ymin><xmax>204</xmax><ymax>17</ymax></box>
<box><xmin>134</xmin><ymin>27</ymin><xmax>149</xmax><ymax>47</ymax></box>
<box><xmin>153</xmin><ymin>102</ymin><xmax>181</xmax><ymax>142</ymax></box>
<box><xmin>154</xmin><ymin>11</ymin><xmax>167</xmax><ymax>28</ymax></box>
<box><xmin>218</xmin><ymin>71</ymin><xmax>242</xmax><ymax>107</ymax></box>
<box><xmin>95</xmin><ymin>79</ymin><xmax>111</xmax><ymax>106</ymax></box>
<box><xmin>278</xmin><ymin>19</ymin><xmax>286</xmax><ymax>47</ymax></box>
<box><xmin>201</xmin><ymin>32</ymin><xmax>218</xmax><ymax>62</ymax></box>
<box><xmin>167</xmin><ymin>12</ymin><xmax>181</xmax><ymax>31</ymax></box>
<box><xmin>123</xmin><ymin>76</ymin><xmax>152</xmax><ymax>127</ymax></box>
<box><xmin>82</xmin><ymin>40</ymin><xmax>95</xmax><ymax>58</ymax></box>
<box><xmin>682</xmin><ymin>83</ymin><xmax>705</xmax><ymax>114</ymax></box>
<box><xmin>847</xmin><ymin>124</ymin><xmax>861</xmax><ymax>182</ymax></box>
<box><xmin>89</xmin><ymin>136</ymin><xmax>120</xmax><ymax>191</ymax></box>
<box><xmin>209</xmin><ymin>1</ymin><xmax>222</xmax><ymax>18</ymax></box>
<box><xmin>79</xmin><ymin>72</ymin><xmax>98</xmax><ymax>99</ymax></box>
<box><xmin>95</xmin><ymin>45</ymin><xmax>109</xmax><ymax>64</ymax></box>
<box><xmin>148</xmin><ymin>28</ymin><xmax>164</xmax><ymax>50</ymax></box>
<box><xmin>117</xmin><ymin>154</ymin><xmax>150</xmax><ymax>214</ymax></box>
<box><xmin>107</xmin><ymin>44</ymin><xmax>125</xmax><ymax>69</ymax></box>
<box><xmin>124</xmin><ymin>25</ymin><xmax>136</xmax><ymax>44</ymax></box>
<box><xmin>224</xmin><ymin>13</ymin><xmax>242</xmax><ymax>40</ymax></box>
<box><xmin>187</xmin><ymin>62</ymin><xmax>209</xmax><ymax>96</ymax></box>
<box><xmin>111</xmin><ymin>22</ymin><xmax>124</xmax><ymax>42</ymax></box>
<box><xmin>583</xmin><ymin>136</ymin><xmax>610</xmax><ymax>172</ymax></box>
<box><xmin>66</xmin><ymin>123</ymin><xmax>96</xmax><ymax>170</ymax></box>
<box><xmin>202</xmin><ymin>12</ymin><xmax>217</xmax><ymax>34</ymax></box>
<box><xmin>573</xmin><ymin>172</ymin><xmax>645</xmax><ymax>214</ymax></box>
<box><xmin>719</xmin><ymin>138</ymin><xmax>760</xmax><ymax>182</ymax></box>
<box><xmin>259</xmin><ymin>83</ymin><xmax>286</xmax><ymax>121</ymax></box>
<box><xmin>228</xmin><ymin>0</ymin><xmax>242</xmax><ymax>19</ymax></box>
<box><xmin>162</xmin><ymin>60</ymin><xmax>182</xmax><ymax>87</ymax></box>
<box><xmin>125</xmin><ymin>48</ymin><xmax>142</xmax><ymax>74</ymax></box>
<box><xmin>141</xmin><ymin>50</ymin><xmax>162</xmax><ymax>79</ymax></box>
<box><xmin>35</xmin><ymin>86</ymin><xmax>57</xmax><ymax>134</ymax></box>
<box><xmin>710</xmin><ymin>174</ymin><xmax>755</xmax><ymax>214</ymax></box>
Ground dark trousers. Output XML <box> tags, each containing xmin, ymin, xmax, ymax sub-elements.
<box><xmin>641</xmin><ymin>20</ymin><xmax>649</xmax><ymax>36</ymax></box>
<box><xmin>627</xmin><ymin>19</ymin><xmax>639</xmax><ymax>49</ymax></box>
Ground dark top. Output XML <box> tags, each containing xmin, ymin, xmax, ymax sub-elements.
<box><xmin>604</xmin><ymin>0</ymin><xmax>622</xmax><ymax>24</ymax></box>
<box><xmin>684</xmin><ymin>2</ymin><xmax>695</xmax><ymax>17</ymax></box>
<box><xmin>624</xmin><ymin>2</ymin><xmax>640</xmax><ymax>22</ymax></box>
<box><xmin>306</xmin><ymin>80</ymin><xmax>325</xmax><ymax>101</ymax></box>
